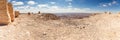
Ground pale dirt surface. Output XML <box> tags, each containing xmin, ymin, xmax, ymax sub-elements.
<box><xmin>1</xmin><ymin>14</ymin><xmax>120</xmax><ymax>40</ymax></box>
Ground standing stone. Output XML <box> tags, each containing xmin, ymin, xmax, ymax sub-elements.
<box><xmin>8</xmin><ymin>3</ymin><xmax>15</xmax><ymax>22</ymax></box>
<box><xmin>28</xmin><ymin>12</ymin><xmax>31</xmax><ymax>15</ymax></box>
<box><xmin>0</xmin><ymin>0</ymin><xmax>11</xmax><ymax>24</ymax></box>
<box><xmin>15</xmin><ymin>11</ymin><xmax>20</xmax><ymax>18</ymax></box>
<box><xmin>38</xmin><ymin>11</ymin><xmax>40</xmax><ymax>14</ymax></box>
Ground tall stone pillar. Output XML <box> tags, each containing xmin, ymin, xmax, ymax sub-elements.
<box><xmin>0</xmin><ymin>0</ymin><xmax>11</xmax><ymax>24</ymax></box>
<box><xmin>8</xmin><ymin>3</ymin><xmax>15</xmax><ymax>22</ymax></box>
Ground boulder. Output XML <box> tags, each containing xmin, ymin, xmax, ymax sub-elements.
<box><xmin>8</xmin><ymin>3</ymin><xmax>15</xmax><ymax>22</ymax></box>
<box><xmin>0</xmin><ymin>0</ymin><xmax>11</xmax><ymax>24</ymax></box>
<box><xmin>38</xmin><ymin>11</ymin><xmax>41</xmax><ymax>14</ymax></box>
<box><xmin>15</xmin><ymin>11</ymin><xmax>20</xmax><ymax>18</ymax></box>
<box><xmin>28</xmin><ymin>12</ymin><xmax>31</xmax><ymax>15</ymax></box>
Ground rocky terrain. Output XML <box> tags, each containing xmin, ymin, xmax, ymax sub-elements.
<box><xmin>0</xmin><ymin>13</ymin><xmax>120</xmax><ymax>40</ymax></box>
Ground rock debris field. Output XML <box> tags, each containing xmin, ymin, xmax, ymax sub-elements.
<box><xmin>1</xmin><ymin>13</ymin><xmax>120</xmax><ymax>40</ymax></box>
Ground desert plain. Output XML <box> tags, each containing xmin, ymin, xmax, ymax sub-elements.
<box><xmin>0</xmin><ymin>13</ymin><xmax>120</xmax><ymax>40</ymax></box>
<box><xmin>1</xmin><ymin>0</ymin><xmax>120</xmax><ymax>40</ymax></box>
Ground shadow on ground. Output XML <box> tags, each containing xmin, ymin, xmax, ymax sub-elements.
<box><xmin>0</xmin><ymin>24</ymin><xmax>7</xmax><ymax>26</ymax></box>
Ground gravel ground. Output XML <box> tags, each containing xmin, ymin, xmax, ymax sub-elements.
<box><xmin>0</xmin><ymin>13</ymin><xmax>120</xmax><ymax>40</ymax></box>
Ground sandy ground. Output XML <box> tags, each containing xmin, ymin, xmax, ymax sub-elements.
<box><xmin>1</xmin><ymin>14</ymin><xmax>120</xmax><ymax>40</ymax></box>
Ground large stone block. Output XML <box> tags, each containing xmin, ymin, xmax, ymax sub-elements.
<box><xmin>15</xmin><ymin>11</ymin><xmax>20</xmax><ymax>18</ymax></box>
<box><xmin>0</xmin><ymin>0</ymin><xmax>11</xmax><ymax>24</ymax></box>
<box><xmin>8</xmin><ymin>3</ymin><xmax>15</xmax><ymax>22</ymax></box>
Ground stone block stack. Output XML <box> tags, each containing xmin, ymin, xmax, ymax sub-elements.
<box><xmin>15</xmin><ymin>11</ymin><xmax>20</xmax><ymax>18</ymax></box>
<box><xmin>0</xmin><ymin>0</ymin><xmax>11</xmax><ymax>24</ymax></box>
<box><xmin>8</xmin><ymin>2</ymin><xmax>15</xmax><ymax>22</ymax></box>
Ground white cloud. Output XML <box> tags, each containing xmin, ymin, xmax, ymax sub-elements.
<box><xmin>51</xmin><ymin>6</ymin><xmax>58</xmax><ymax>9</ymax></box>
<box><xmin>15</xmin><ymin>6</ymin><xmax>30</xmax><ymax>9</ymax></box>
<box><xmin>12</xmin><ymin>1</ymin><xmax>24</xmax><ymax>5</ymax></box>
<box><xmin>99</xmin><ymin>1</ymin><xmax>118</xmax><ymax>7</ymax></box>
<box><xmin>112</xmin><ymin>1</ymin><xmax>117</xmax><ymax>4</ymax></box>
<box><xmin>50</xmin><ymin>2</ymin><xmax>56</xmax><ymax>4</ymax></box>
<box><xmin>27</xmin><ymin>1</ymin><xmax>37</xmax><ymax>5</ymax></box>
<box><xmin>65</xmin><ymin>0</ymin><xmax>73</xmax><ymax>2</ymax></box>
<box><xmin>46</xmin><ymin>7</ymin><xmax>91</xmax><ymax>13</ymax></box>
<box><xmin>102</xmin><ymin>4</ymin><xmax>107</xmax><ymax>7</ymax></box>
<box><xmin>68</xmin><ymin>2</ymin><xmax>72</xmax><ymax>5</ymax></box>
<box><xmin>108</xmin><ymin>3</ymin><xmax>112</xmax><ymax>6</ymax></box>
<box><xmin>38</xmin><ymin>4</ymin><xmax>49</xmax><ymax>8</ymax></box>
<box><xmin>8</xmin><ymin>0</ymin><xmax>11</xmax><ymax>2</ymax></box>
<box><xmin>68</xmin><ymin>6</ymin><xmax>72</xmax><ymax>8</ymax></box>
<box><xmin>15</xmin><ymin>6</ymin><xmax>37</xmax><ymax>13</ymax></box>
<box><xmin>15</xmin><ymin>5</ymin><xmax>91</xmax><ymax>13</ymax></box>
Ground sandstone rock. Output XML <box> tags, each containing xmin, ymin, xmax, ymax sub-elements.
<box><xmin>28</xmin><ymin>12</ymin><xmax>31</xmax><ymax>15</ymax></box>
<box><xmin>15</xmin><ymin>11</ymin><xmax>20</xmax><ymax>18</ymax></box>
<box><xmin>8</xmin><ymin>3</ymin><xmax>15</xmax><ymax>22</ymax></box>
<box><xmin>0</xmin><ymin>0</ymin><xmax>11</xmax><ymax>24</ymax></box>
<box><xmin>38</xmin><ymin>11</ymin><xmax>41</xmax><ymax>14</ymax></box>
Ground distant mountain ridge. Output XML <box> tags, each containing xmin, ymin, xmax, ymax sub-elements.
<box><xmin>53</xmin><ymin>13</ymin><xmax>92</xmax><ymax>19</ymax></box>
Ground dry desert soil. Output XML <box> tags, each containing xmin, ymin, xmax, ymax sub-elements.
<box><xmin>0</xmin><ymin>13</ymin><xmax>120</xmax><ymax>40</ymax></box>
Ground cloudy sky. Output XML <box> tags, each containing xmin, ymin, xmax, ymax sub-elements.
<box><xmin>9</xmin><ymin>0</ymin><xmax>120</xmax><ymax>13</ymax></box>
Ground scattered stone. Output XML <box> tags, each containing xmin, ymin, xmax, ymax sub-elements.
<box><xmin>104</xmin><ymin>11</ymin><xmax>112</xmax><ymax>14</ymax></box>
<box><xmin>43</xmin><ymin>32</ymin><xmax>47</xmax><ymax>35</ymax></box>
<box><xmin>83</xmin><ymin>27</ymin><xmax>85</xmax><ymax>29</ymax></box>
<box><xmin>43</xmin><ymin>33</ymin><xmax>47</xmax><ymax>35</ymax></box>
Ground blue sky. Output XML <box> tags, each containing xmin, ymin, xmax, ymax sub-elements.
<box><xmin>9</xmin><ymin>0</ymin><xmax>120</xmax><ymax>13</ymax></box>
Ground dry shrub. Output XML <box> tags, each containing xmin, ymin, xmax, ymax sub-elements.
<box><xmin>104</xmin><ymin>12</ymin><xmax>112</xmax><ymax>14</ymax></box>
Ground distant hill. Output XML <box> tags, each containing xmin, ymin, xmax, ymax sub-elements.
<box><xmin>53</xmin><ymin>13</ymin><xmax>92</xmax><ymax>19</ymax></box>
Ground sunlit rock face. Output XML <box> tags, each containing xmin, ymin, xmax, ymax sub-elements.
<box><xmin>0</xmin><ymin>0</ymin><xmax>11</xmax><ymax>25</ymax></box>
<box><xmin>15</xmin><ymin>11</ymin><xmax>20</xmax><ymax>18</ymax></box>
<box><xmin>8</xmin><ymin>2</ymin><xmax>15</xmax><ymax>22</ymax></box>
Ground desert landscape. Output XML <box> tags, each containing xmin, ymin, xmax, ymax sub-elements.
<box><xmin>1</xmin><ymin>0</ymin><xmax>120</xmax><ymax>40</ymax></box>
<box><xmin>1</xmin><ymin>12</ymin><xmax>120</xmax><ymax>40</ymax></box>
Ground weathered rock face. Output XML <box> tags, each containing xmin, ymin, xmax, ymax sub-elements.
<box><xmin>8</xmin><ymin>3</ymin><xmax>15</xmax><ymax>22</ymax></box>
<box><xmin>15</xmin><ymin>11</ymin><xmax>20</xmax><ymax>18</ymax></box>
<box><xmin>0</xmin><ymin>0</ymin><xmax>11</xmax><ymax>24</ymax></box>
